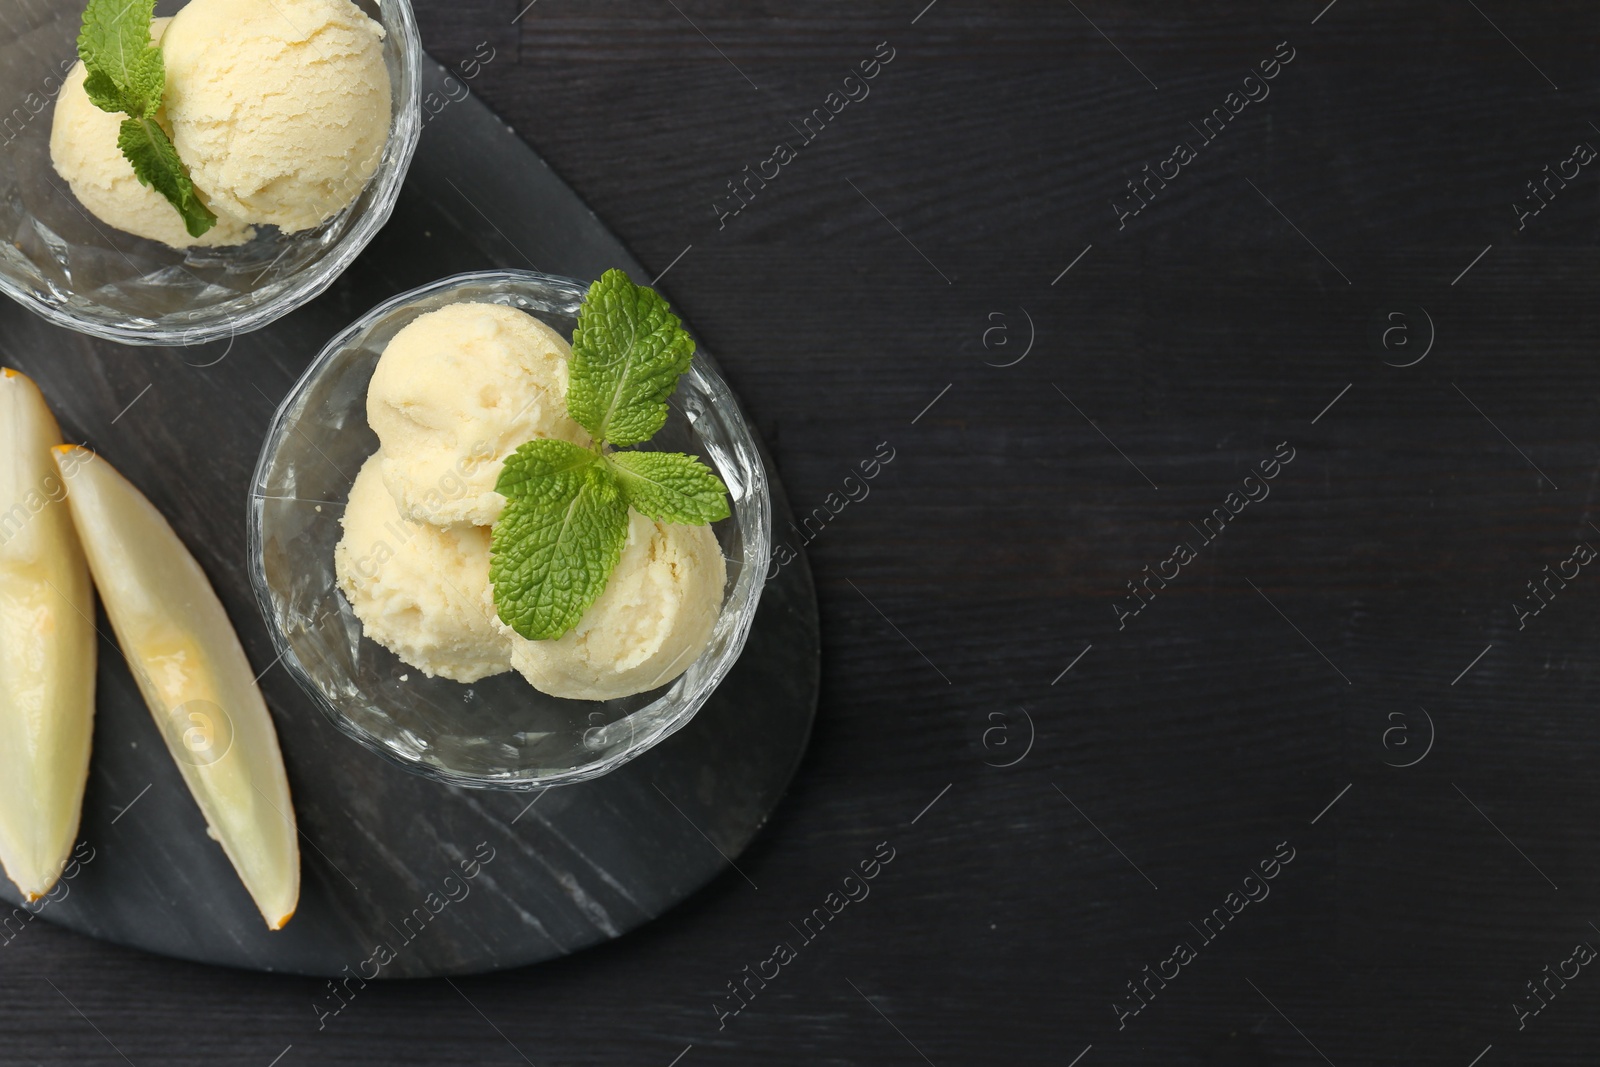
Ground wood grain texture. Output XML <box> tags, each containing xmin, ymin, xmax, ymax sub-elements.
<box><xmin>6</xmin><ymin>0</ymin><xmax>1600</xmax><ymax>1064</ymax></box>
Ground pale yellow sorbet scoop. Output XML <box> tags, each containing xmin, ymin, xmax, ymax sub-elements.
<box><xmin>497</xmin><ymin>511</ymin><xmax>727</xmax><ymax>701</ymax></box>
<box><xmin>334</xmin><ymin>453</ymin><xmax>512</xmax><ymax>683</ymax></box>
<box><xmin>161</xmin><ymin>0</ymin><xmax>391</xmax><ymax>233</ymax></box>
<box><xmin>367</xmin><ymin>303</ymin><xmax>592</xmax><ymax>527</ymax></box>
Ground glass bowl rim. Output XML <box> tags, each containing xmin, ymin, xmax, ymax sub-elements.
<box><xmin>246</xmin><ymin>267</ymin><xmax>773</xmax><ymax>789</ymax></box>
<box><xmin>0</xmin><ymin>0</ymin><xmax>424</xmax><ymax>347</ymax></box>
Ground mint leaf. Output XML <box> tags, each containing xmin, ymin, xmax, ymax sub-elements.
<box><xmin>81</xmin><ymin>68</ymin><xmax>135</xmax><ymax>115</ymax></box>
<box><xmin>608</xmin><ymin>450</ymin><xmax>729</xmax><ymax>525</ymax></box>
<box><xmin>494</xmin><ymin>437</ymin><xmax>598</xmax><ymax>502</ymax></box>
<box><xmin>78</xmin><ymin>0</ymin><xmax>159</xmax><ymax>114</ymax></box>
<box><xmin>124</xmin><ymin>46</ymin><xmax>165</xmax><ymax>116</ymax></box>
<box><xmin>489</xmin><ymin>440</ymin><xmax>629</xmax><ymax>641</ymax></box>
<box><xmin>567</xmin><ymin>269</ymin><xmax>696</xmax><ymax>447</ymax></box>
<box><xmin>77</xmin><ymin>0</ymin><xmax>216</xmax><ymax>237</ymax></box>
<box><xmin>118</xmin><ymin>117</ymin><xmax>217</xmax><ymax>238</ymax></box>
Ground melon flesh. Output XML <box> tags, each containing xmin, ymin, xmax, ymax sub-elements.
<box><xmin>54</xmin><ymin>445</ymin><xmax>299</xmax><ymax>929</ymax></box>
<box><xmin>0</xmin><ymin>370</ymin><xmax>96</xmax><ymax>902</ymax></box>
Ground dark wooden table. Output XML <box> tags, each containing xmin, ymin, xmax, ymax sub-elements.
<box><xmin>8</xmin><ymin>1</ymin><xmax>1600</xmax><ymax>1063</ymax></box>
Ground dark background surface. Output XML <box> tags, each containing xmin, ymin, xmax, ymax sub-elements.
<box><xmin>7</xmin><ymin>1</ymin><xmax>1600</xmax><ymax>1064</ymax></box>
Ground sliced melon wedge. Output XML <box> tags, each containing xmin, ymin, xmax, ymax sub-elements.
<box><xmin>0</xmin><ymin>370</ymin><xmax>96</xmax><ymax>901</ymax></box>
<box><xmin>54</xmin><ymin>445</ymin><xmax>299</xmax><ymax>929</ymax></box>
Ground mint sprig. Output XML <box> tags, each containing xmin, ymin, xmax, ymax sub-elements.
<box><xmin>77</xmin><ymin>0</ymin><xmax>216</xmax><ymax>238</ymax></box>
<box><xmin>490</xmin><ymin>269</ymin><xmax>731</xmax><ymax>641</ymax></box>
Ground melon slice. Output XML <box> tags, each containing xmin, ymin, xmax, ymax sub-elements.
<box><xmin>0</xmin><ymin>370</ymin><xmax>96</xmax><ymax>901</ymax></box>
<box><xmin>54</xmin><ymin>445</ymin><xmax>299</xmax><ymax>929</ymax></box>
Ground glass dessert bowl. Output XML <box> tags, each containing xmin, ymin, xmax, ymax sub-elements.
<box><xmin>0</xmin><ymin>0</ymin><xmax>420</xmax><ymax>345</ymax></box>
<box><xmin>248</xmin><ymin>270</ymin><xmax>771</xmax><ymax>789</ymax></box>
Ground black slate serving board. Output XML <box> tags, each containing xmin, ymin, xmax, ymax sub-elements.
<box><xmin>0</xmin><ymin>58</ymin><xmax>819</xmax><ymax>978</ymax></box>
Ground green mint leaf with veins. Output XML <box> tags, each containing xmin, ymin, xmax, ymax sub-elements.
<box><xmin>117</xmin><ymin>117</ymin><xmax>216</xmax><ymax>237</ymax></box>
<box><xmin>608</xmin><ymin>450</ymin><xmax>730</xmax><ymax>525</ymax></box>
<box><xmin>78</xmin><ymin>0</ymin><xmax>158</xmax><ymax>113</ymax></box>
<box><xmin>489</xmin><ymin>439</ymin><xmax>629</xmax><ymax>641</ymax></box>
<box><xmin>567</xmin><ymin>269</ymin><xmax>696</xmax><ymax>447</ymax></box>
<box><xmin>77</xmin><ymin>0</ymin><xmax>216</xmax><ymax>237</ymax></box>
